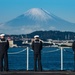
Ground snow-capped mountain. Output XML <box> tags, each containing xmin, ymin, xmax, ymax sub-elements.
<box><xmin>0</xmin><ymin>8</ymin><xmax>75</xmax><ymax>34</ymax></box>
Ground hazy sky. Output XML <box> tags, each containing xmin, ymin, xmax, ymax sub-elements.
<box><xmin>0</xmin><ymin>0</ymin><xmax>75</xmax><ymax>23</ymax></box>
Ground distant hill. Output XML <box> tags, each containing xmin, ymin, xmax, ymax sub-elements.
<box><xmin>7</xmin><ymin>30</ymin><xmax>75</xmax><ymax>40</ymax></box>
<box><xmin>27</xmin><ymin>30</ymin><xmax>75</xmax><ymax>40</ymax></box>
<box><xmin>10</xmin><ymin>30</ymin><xmax>75</xmax><ymax>40</ymax></box>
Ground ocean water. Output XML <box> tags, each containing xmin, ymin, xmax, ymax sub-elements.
<box><xmin>8</xmin><ymin>47</ymin><xmax>74</xmax><ymax>71</ymax></box>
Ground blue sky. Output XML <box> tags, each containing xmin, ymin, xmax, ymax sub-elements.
<box><xmin>0</xmin><ymin>0</ymin><xmax>75</xmax><ymax>23</ymax></box>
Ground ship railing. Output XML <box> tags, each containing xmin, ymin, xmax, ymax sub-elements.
<box><xmin>8</xmin><ymin>46</ymin><xmax>73</xmax><ymax>71</ymax></box>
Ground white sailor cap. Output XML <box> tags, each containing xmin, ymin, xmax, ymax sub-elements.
<box><xmin>0</xmin><ymin>34</ymin><xmax>5</xmax><ymax>37</ymax></box>
<box><xmin>34</xmin><ymin>35</ymin><xmax>39</xmax><ymax>38</ymax></box>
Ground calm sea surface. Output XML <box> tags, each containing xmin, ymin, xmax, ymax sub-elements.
<box><xmin>8</xmin><ymin>47</ymin><xmax>74</xmax><ymax>70</ymax></box>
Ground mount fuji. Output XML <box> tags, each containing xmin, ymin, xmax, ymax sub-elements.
<box><xmin>0</xmin><ymin>8</ymin><xmax>75</xmax><ymax>34</ymax></box>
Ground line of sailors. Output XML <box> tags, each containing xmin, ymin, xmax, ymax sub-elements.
<box><xmin>0</xmin><ymin>33</ymin><xmax>75</xmax><ymax>71</ymax></box>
